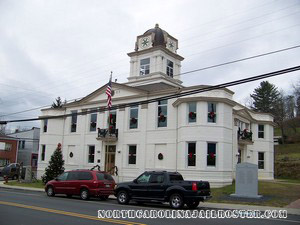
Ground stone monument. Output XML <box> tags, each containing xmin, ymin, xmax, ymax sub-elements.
<box><xmin>230</xmin><ymin>162</ymin><xmax>262</xmax><ymax>199</ymax></box>
<box><xmin>24</xmin><ymin>166</ymin><xmax>32</xmax><ymax>183</ymax></box>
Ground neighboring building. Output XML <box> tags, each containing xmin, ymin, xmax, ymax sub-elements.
<box><xmin>7</xmin><ymin>127</ymin><xmax>40</xmax><ymax>170</ymax></box>
<box><xmin>0</xmin><ymin>135</ymin><xmax>18</xmax><ymax>166</ymax></box>
<box><xmin>37</xmin><ymin>24</ymin><xmax>274</xmax><ymax>187</ymax></box>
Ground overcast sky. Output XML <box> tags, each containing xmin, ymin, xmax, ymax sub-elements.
<box><xmin>0</xmin><ymin>0</ymin><xmax>300</xmax><ymax>131</ymax></box>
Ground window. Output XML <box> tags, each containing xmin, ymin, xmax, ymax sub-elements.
<box><xmin>41</xmin><ymin>145</ymin><xmax>46</xmax><ymax>161</ymax></box>
<box><xmin>43</xmin><ymin>119</ymin><xmax>48</xmax><ymax>132</ymax></box>
<box><xmin>207</xmin><ymin>143</ymin><xmax>216</xmax><ymax>167</ymax></box>
<box><xmin>158</xmin><ymin>100</ymin><xmax>167</xmax><ymax>127</ymax></box>
<box><xmin>19</xmin><ymin>140</ymin><xmax>25</xmax><ymax>149</ymax></box>
<box><xmin>128</xmin><ymin>145</ymin><xmax>136</xmax><ymax>165</ymax></box>
<box><xmin>166</xmin><ymin>60</ymin><xmax>173</xmax><ymax>77</ymax></box>
<box><xmin>140</xmin><ymin>58</ymin><xmax>150</xmax><ymax>75</ymax></box>
<box><xmin>188</xmin><ymin>102</ymin><xmax>197</xmax><ymax>123</ymax></box>
<box><xmin>187</xmin><ymin>142</ymin><xmax>196</xmax><ymax>167</ymax></box>
<box><xmin>57</xmin><ymin>172</ymin><xmax>69</xmax><ymax>181</ymax></box>
<box><xmin>90</xmin><ymin>113</ymin><xmax>97</xmax><ymax>132</ymax></box>
<box><xmin>258</xmin><ymin>152</ymin><xmax>265</xmax><ymax>169</ymax></box>
<box><xmin>108</xmin><ymin>110</ymin><xmax>116</xmax><ymax>129</ymax></box>
<box><xmin>137</xmin><ymin>173</ymin><xmax>151</xmax><ymax>183</ymax></box>
<box><xmin>207</xmin><ymin>102</ymin><xmax>217</xmax><ymax>123</ymax></box>
<box><xmin>169</xmin><ymin>174</ymin><xmax>184</xmax><ymax>181</ymax></box>
<box><xmin>0</xmin><ymin>159</ymin><xmax>10</xmax><ymax>166</ymax></box>
<box><xmin>258</xmin><ymin>124</ymin><xmax>264</xmax><ymax>138</ymax></box>
<box><xmin>78</xmin><ymin>171</ymin><xmax>93</xmax><ymax>180</ymax></box>
<box><xmin>88</xmin><ymin>145</ymin><xmax>95</xmax><ymax>163</ymax></box>
<box><xmin>5</xmin><ymin>143</ymin><xmax>12</xmax><ymax>151</ymax></box>
<box><xmin>149</xmin><ymin>174</ymin><xmax>164</xmax><ymax>183</ymax></box>
<box><xmin>129</xmin><ymin>107</ymin><xmax>138</xmax><ymax>129</ymax></box>
<box><xmin>71</xmin><ymin>110</ymin><xmax>77</xmax><ymax>132</ymax></box>
<box><xmin>67</xmin><ymin>171</ymin><xmax>78</xmax><ymax>180</ymax></box>
<box><xmin>97</xmin><ymin>173</ymin><xmax>114</xmax><ymax>181</ymax></box>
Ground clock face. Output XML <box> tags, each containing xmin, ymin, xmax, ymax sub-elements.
<box><xmin>139</xmin><ymin>36</ymin><xmax>151</xmax><ymax>50</ymax></box>
<box><xmin>167</xmin><ymin>38</ymin><xmax>176</xmax><ymax>52</ymax></box>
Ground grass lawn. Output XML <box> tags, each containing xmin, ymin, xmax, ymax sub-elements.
<box><xmin>275</xmin><ymin>144</ymin><xmax>300</xmax><ymax>179</ymax></box>
<box><xmin>208</xmin><ymin>181</ymin><xmax>300</xmax><ymax>207</ymax></box>
<box><xmin>4</xmin><ymin>180</ymin><xmax>45</xmax><ymax>189</ymax></box>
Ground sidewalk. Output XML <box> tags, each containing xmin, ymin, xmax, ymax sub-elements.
<box><xmin>1</xmin><ymin>181</ymin><xmax>300</xmax><ymax>216</ymax></box>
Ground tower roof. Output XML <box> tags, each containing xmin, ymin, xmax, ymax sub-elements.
<box><xmin>143</xmin><ymin>24</ymin><xmax>168</xmax><ymax>47</ymax></box>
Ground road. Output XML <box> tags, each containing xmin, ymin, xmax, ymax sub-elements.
<box><xmin>0</xmin><ymin>188</ymin><xmax>299</xmax><ymax>225</ymax></box>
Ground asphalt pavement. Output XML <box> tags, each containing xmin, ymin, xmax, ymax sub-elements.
<box><xmin>0</xmin><ymin>188</ymin><xmax>299</xmax><ymax>225</ymax></box>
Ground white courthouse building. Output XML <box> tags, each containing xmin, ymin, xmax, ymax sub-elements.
<box><xmin>37</xmin><ymin>25</ymin><xmax>274</xmax><ymax>187</ymax></box>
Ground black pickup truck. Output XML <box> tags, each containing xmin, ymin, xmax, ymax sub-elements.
<box><xmin>115</xmin><ymin>171</ymin><xmax>211</xmax><ymax>209</ymax></box>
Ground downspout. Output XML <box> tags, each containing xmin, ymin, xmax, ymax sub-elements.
<box><xmin>175</xmin><ymin>102</ymin><xmax>178</xmax><ymax>172</ymax></box>
<box><xmin>61</xmin><ymin>108</ymin><xmax>66</xmax><ymax>164</ymax></box>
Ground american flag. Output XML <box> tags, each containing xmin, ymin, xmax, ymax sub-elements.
<box><xmin>106</xmin><ymin>74</ymin><xmax>112</xmax><ymax>109</ymax></box>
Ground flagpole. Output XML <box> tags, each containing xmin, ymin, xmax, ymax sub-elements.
<box><xmin>107</xmin><ymin>71</ymin><xmax>112</xmax><ymax>129</ymax></box>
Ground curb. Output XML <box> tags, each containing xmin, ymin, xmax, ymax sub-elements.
<box><xmin>1</xmin><ymin>182</ymin><xmax>300</xmax><ymax>215</ymax></box>
<box><xmin>0</xmin><ymin>181</ymin><xmax>44</xmax><ymax>192</ymax></box>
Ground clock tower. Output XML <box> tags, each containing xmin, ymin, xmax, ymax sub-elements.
<box><xmin>126</xmin><ymin>24</ymin><xmax>184</xmax><ymax>88</ymax></box>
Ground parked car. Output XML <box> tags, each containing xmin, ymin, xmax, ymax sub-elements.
<box><xmin>0</xmin><ymin>163</ymin><xmax>20</xmax><ymax>180</ymax></box>
<box><xmin>45</xmin><ymin>170</ymin><xmax>116</xmax><ymax>200</ymax></box>
<box><xmin>115</xmin><ymin>171</ymin><xmax>211</xmax><ymax>209</ymax></box>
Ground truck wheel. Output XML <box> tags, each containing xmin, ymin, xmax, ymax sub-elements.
<box><xmin>186</xmin><ymin>201</ymin><xmax>200</xmax><ymax>209</ymax></box>
<box><xmin>117</xmin><ymin>191</ymin><xmax>130</xmax><ymax>205</ymax></box>
<box><xmin>80</xmin><ymin>189</ymin><xmax>90</xmax><ymax>200</ymax></box>
<box><xmin>46</xmin><ymin>186</ymin><xmax>55</xmax><ymax>197</ymax></box>
<box><xmin>169</xmin><ymin>193</ymin><xmax>184</xmax><ymax>209</ymax></box>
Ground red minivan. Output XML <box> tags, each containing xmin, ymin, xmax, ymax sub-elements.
<box><xmin>45</xmin><ymin>170</ymin><xmax>115</xmax><ymax>200</ymax></box>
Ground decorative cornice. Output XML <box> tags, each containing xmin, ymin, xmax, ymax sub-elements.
<box><xmin>127</xmin><ymin>45</ymin><xmax>184</xmax><ymax>61</ymax></box>
<box><xmin>172</xmin><ymin>97</ymin><xmax>236</xmax><ymax>107</ymax></box>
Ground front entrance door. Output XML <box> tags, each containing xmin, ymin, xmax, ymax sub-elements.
<box><xmin>105</xmin><ymin>145</ymin><xmax>116</xmax><ymax>174</ymax></box>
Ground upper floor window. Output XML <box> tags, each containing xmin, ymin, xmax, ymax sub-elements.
<box><xmin>41</xmin><ymin>145</ymin><xmax>46</xmax><ymax>161</ymax></box>
<box><xmin>207</xmin><ymin>143</ymin><xmax>216</xmax><ymax>167</ymax></box>
<box><xmin>207</xmin><ymin>102</ymin><xmax>216</xmax><ymax>123</ymax></box>
<box><xmin>21</xmin><ymin>140</ymin><xmax>25</xmax><ymax>149</ymax></box>
<box><xmin>129</xmin><ymin>107</ymin><xmax>138</xmax><ymax>129</ymax></box>
<box><xmin>188</xmin><ymin>102</ymin><xmax>197</xmax><ymax>123</ymax></box>
<box><xmin>187</xmin><ymin>142</ymin><xmax>196</xmax><ymax>167</ymax></box>
<box><xmin>157</xmin><ymin>100</ymin><xmax>167</xmax><ymax>127</ymax></box>
<box><xmin>128</xmin><ymin>145</ymin><xmax>137</xmax><ymax>165</ymax></box>
<box><xmin>43</xmin><ymin>119</ymin><xmax>48</xmax><ymax>132</ymax></box>
<box><xmin>140</xmin><ymin>58</ymin><xmax>150</xmax><ymax>75</ymax></box>
<box><xmin>71</xmin><ymin>110</ymin><xmax>77</xmax><ymax>133</ymax></box>
<box><xmin>166</xmin><ymin>60</ymin><xmax>173</xmax><ymax>77</ymax></box>
<box><xmin>108</xmin><ymin>110</ymin><xmax>117</xmax><ymax>129</ymax></box>
<box><xmin>258</xmin><ymin>152</ymin><xmax>265</xmax><ymax>169</ymax></box>
<box><xmin>258</xmin><ymin>124</ymin><xmax>264</xmax><ymax>138</ymax></box>
<box><xmin>90</xmin><ymin>113</ymin><xmax>97</xmax><ymax>132</ymax></box>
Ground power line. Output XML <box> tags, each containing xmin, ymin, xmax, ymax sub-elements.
<box><xmin>1</xmin><ymin>65</ymin><xmax>299</xmax><ymax>124</ymax></box>
<box><xmin>2</xmin><ymin>3</ymin><xmax>297</xmax><ymax>104</ymax></box>
<box><xmin>2</xmin><ymin>44</ymin><xmax>300</xmax><ymax>118</ymax></box>
<box><xmin>180</xmin><ymin>44</ymin><xmax>300</xmax><ymax>76</ymax></box>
